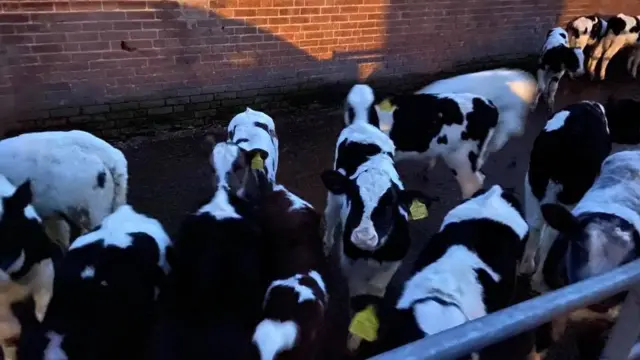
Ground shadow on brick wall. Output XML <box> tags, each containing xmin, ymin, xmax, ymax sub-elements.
<box><xmin>2</xmin><ymin>0</ymin><xmax>370</xmax><ymax>137</ymax></box>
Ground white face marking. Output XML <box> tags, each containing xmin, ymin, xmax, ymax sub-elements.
<box><xmin>273</xmin><ymin>184</ymin><xmax>313</xmax><ymax>211</ymax></box>
<box><xmin>6</xmin><ymin>250</ymin><xmax>25</xmax><ymax>275</ymax></box>
<box><xmin>252</xmin><ymin>319</ymin><xmax>298</xmax><ymax>360</ymax></box>
<box><xmin>197</xmin><ymin>187</ymin><xmax>242</xmax><ymax>220</ymax></box>
<box><xmin>441</xmin><ymin>185</ymin><xmax>529</xmax><ymax>239</ymax></box>
<box><xmin>346</xmin><ymin>84</ymin><xmax>375</xmax><ymax>125</ymax></box>
<box><xmin>544</xmin><ymin>110</ymin><xmax>570</xmax><ymax>132</ymax></box>
<box><xmin>69</xmin><ymin>205</ymin><xmax>172</xmax><ymax>273</ymax></box>
<box><xmin>80</xmin><ymin>265</ymin><xmax>95</xmax><ymax>279</ymax></box>
<box><xmin>211</xmin><ymin>142</ymin><xmax>241</xmax><ymax>187</ymax></box>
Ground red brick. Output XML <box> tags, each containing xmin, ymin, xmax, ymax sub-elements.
<box><xmin>34</xmin><ymin>33</ymin><xmax>67</xmax><ymax>44</ymax></box>
<box><xmin>30</xmin><ymin>44</ymin><xmax>63</xmax><ymax>54</ymax></box>
<box><xmin>130</xmin><ymin>30</ymin><xmax>158</xmax><ymax>40</ymax></box>
<box><xmin>67</xmin><ymin>32</ymin><xmax>100</xmax><ymax>43</ymax></box>
<box><xmin>70</xmin><ymin>2</ymin><xmax>104</xmax><ymax>11</ymax></box>
<box><xmin>1</xmin><ymin>35</ymin><xmax>34</xmax><ymax>45</ymax></box>
<box><xmin>0</xmin><ymin>14</ymin><xmax>29</xmax><ymax>24</ymax></box>
<box><xmin>39</xmin><ymin>54</ymin><xmax>71</xmax><ymax>64</ymax></box>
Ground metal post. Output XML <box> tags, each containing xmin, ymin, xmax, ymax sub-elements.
<box><xmin>600</xmin><ymin>285</ymin><xmax>640</xmax><ymax>360</ymax></box>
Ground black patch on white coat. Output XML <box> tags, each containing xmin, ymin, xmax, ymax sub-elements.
<box><xmin>234</xmin><ymin>138</ymin><xmax>250</xmax><ymax>145</ymax></box>
<box><xmin>41</xmin><ymin>232</ymin><xmax>165</xmax><ymax>360</ymax></box>
<box><xmin>0</xmin><ymin>182</ymin><xmax>63</xmax><ymax>281</ymax></box>
<box><xmin>540</xmin><ymin>45</ymin><xmax>581</xmax><ymax>73</ymax></box>
<box><xmin>95</xmin><ymin>171</ymin><xmax>106</xmax><ymax>189</ymax></box>
<box><xmin>437</xmin><ymin>135</ymin><xmax>448</xmax><ymax>144</ymax></box>
<box><xmin>386</xmin><ymin>94</ymin><xmax>498</xmax><ymax>157</ymax></box>
<box><xmin>528</xmin><ymin>102</ymin><xmax>611</xmax><ymax>206</ymax></box>
<box><xmin>334</xmin><ymin>140</ymin><xmax>388</xmax><ymax>178</ymax></box>
<box><xmin>253</xmin><ymin>122</ymin><xmax>270</xmax><ymax>134</ymax></box>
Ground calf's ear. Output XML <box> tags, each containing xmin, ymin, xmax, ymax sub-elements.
<box><xmin>541</xmin><ymin>203</ymin><xmax>579</xmax><ymax>233</ymax></box>
<box><xmin>6</xmin><ymin>180</ymin><xmax>33</xmax><ymax>211</ymax></box>
<box><xmin>320</xmin><ymin>170</ymin><xmax>350</xmax><ymax>195</ymax></box>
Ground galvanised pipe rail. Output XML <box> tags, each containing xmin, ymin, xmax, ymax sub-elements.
<box><xmin>368</xmin><ymin>258</ymin><xmax>640</xmax><ymax>360</ymax></box>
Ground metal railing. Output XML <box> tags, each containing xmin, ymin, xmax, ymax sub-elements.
<box><xmin>368</xmin><ymin>258</ymin><xmax>640</xmax><ymax>360</ymax></box>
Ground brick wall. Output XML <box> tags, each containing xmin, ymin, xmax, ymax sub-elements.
<box><xmin>1</xmin><ymin>0</ymin><xmax>640</xmax><ymax>138</ymax></box>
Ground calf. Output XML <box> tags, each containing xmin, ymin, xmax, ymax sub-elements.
<box><xmin>520</xmin><ymin>101</ymin><xmax>611</xmax><ymax>290</ymax></box>
<box><xmin>359</xmin><ymin>186</ymin><xmax>535</xmax><ymax>360</ymax></box>
<box><xmin>566</xmin><ymin>15</ymin><xmax>608</xmax><ymax>50</ymax></box>
<box><xmin>251</xmin><ymin>176</ymin><xmax>328</xmax><ymax>360</ymax></box>
<box><xmin>0</xmin><ymin>176</ymin><xmax>62</xmax><ymax>359</ymax></box>
<box><xmin>321</xmin><ymin>85</ymin><xmax>430</xmax><ymax>351</ymax></box>
<box><xmin>417</xmin><ymin>68</ymin><xmax>537</xmax><ymax>154</ymax></box>
<box><xmin>372</xmin><ymin>87</ymin><xmax>501</xmax><ymax>199</ymax></box>
<box><xmin>223</xmin><ymin>107</ymin><xmax>279</xmax><ymax>186</ymax></box>
<box><xmin>541</xmin><ymin>150</ymin><xmax>640</xmax><ymax>309</ymax></box>
<box><xmin>587</xmin><ymin>13</ymin><xmax>640</xmax><ymax>80</ymax></box>
<box><xmin>19</xmin><ymin>204</ymin><xmax>171</xmax><ymax>360</ymax></box>
<box><xmin>532</xmin><ymin>27</ymin><xmax>586</xmax><ymax>113</ymax></box>
<box><xmin>0</xmin><ymin>130</ymin><xmax>128</xmax><ymax>249</ymax></box>
<box><xmin>150</xmin><ymin>184</ymin><xmax>265</xmax><ymax>360</ymax></box>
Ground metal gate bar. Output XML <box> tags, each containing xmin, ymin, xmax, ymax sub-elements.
<box><xmin>368</xmin><ymin>258</ymin><xmax>640</xmax><ymax>360</ymax></box>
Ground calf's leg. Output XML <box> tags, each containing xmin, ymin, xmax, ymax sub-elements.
<box><xmin>599</xmin><ymin>36</ymin><xmax>629</xmax><ymax>80</ymax></box>
<box><xmin>323</xmin><ymin>192</ymin><xmax>342</xmax><ymax>256</ymax></box>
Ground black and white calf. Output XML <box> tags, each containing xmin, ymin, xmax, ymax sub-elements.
<box><xmin>0</xmin><ymin>130</ymin><xmax>128</xmax><ymax>248</ymax></box>
<box><xmin>323</xmin><ymin>84</ymin><xmax>398</xmax><ymax>254</ymax></box>
<box><xmin>587</xmin><ymin>13</ymin><xmax>640</xmax><ymax>80</ymax></box>
<box><xmin>520</xmin><ymin>101</ymin><xmax>611</xmax><ymax>288</ymax></box>
<box><xmin>18</xmin><ymin>204</ymin><xmax>171</xmax><ymax>360</ymax></box>
<box><xmin>322</xmin><ymin>85</ymin><xmax>430</xmax><ymax>350</ymax></box>
<box><xmin>566</xmin><ymin>15</ymin><xmax>608</xmax><ymax>50</ymax></box>
<box><xmin>150</xmin><ymin>184</ymin><xmax>265</xmax><ymax>360</ymax></box>
<box><xmin>417</xmin><ymin>68</ymin><xmax>537</xmax><ymax>154</ymax></box>
<box><xmin>0</xmin><ymin>176</ymin><xmax>62</xmax><ymax>359</ymax></box>
<box><xmin>222</xmin><ymin>107</ymin><xmax>279</xmax><ymax>186</ymax></box>
<box><xmin>532</xmin><ymin>27</ymin><xmax>586</xmax><ymax>112</ymax></box>
<box><xmin>251</xmin><ymin>176</ymin><xmax>328</xmax><ymax>360</ymax></box>
<box><xmin>359</xmin><ymin>186</ymin><xmax>535</xmax><ymax>359</ymax></box>
<box><xmin>372</xmin><ymin>87</ymin><xmax>501</xmax><ymax>199</ymax></box>
<box><xmin>541</xmin><ymin>150</ymin><xmax>640</xmax><ymax>301</ymax></box>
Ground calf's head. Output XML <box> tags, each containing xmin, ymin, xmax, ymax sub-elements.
<box><xmin>0</xmin><ymin>179</ymin><xmax>56</xmax><ymax>282</ymax></box>
<box><xmin>321</xmin><ymin>162</ymin><xmax>430</xmax><ymax>251</ymax></box>
<box><xmin>566</xmin><ymin>15</ymin><xmax>604</xmax><ymax>49</ymax></box>
<box><xmin>210</xmin><ymin>141</ymin><xmax>270</xmax><ymax>200</ymax></box>
<box><xmin>542</xmin><ymin>204</ymin><xmax>638</xmax><ymax>286</ymax></box>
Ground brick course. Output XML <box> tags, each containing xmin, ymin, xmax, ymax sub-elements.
<box><xmin>1</xmin><ymin>0</ymin><xmax>640</xmax><ymax>137</ymax></box>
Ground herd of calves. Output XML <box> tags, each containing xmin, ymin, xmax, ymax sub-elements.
<box><xmin>2</xmin><ymin>38</ymin><xmax>640</xmax><ymax>360</ymax></box>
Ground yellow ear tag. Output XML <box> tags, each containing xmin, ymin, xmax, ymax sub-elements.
<box><xmin>250</xmin><ymin>154</ymin><xmax>264</xmax><ymax>170</ymax></box>
<box><xmin>377</xmin><ymin>99</ymin><xmax>397</xmax><ymax>112</ymax></box>
<box><xmin>348</xmin><ymin>305</ymin><xmax>379</xmax><ymax>342</ymax></box>
<box><xmin>409</xmin><ymin>199</ymin><xmax>428</xmax><ymax>220</ymax></box>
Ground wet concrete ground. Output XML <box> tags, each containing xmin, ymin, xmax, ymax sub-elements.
<box><xmin>121</xmin><ymin>74</ymin><xmax>640</xmax><ymax>359</ymax></box>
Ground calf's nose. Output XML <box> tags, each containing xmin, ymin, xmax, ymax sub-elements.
<box><xmin>351</xmin><ymin>226</ymin><xmax>378</xmax><ymax>250</ymax></box>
